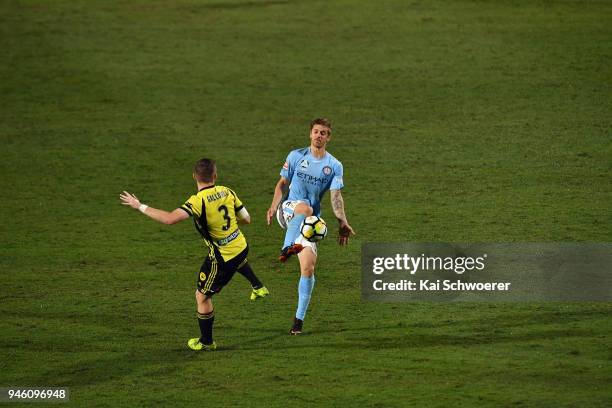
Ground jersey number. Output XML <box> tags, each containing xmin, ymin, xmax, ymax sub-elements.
<box><xmin>218</xmin><ymin>205</ymin><xmax>231</xmax><ymax>230</ymax></box>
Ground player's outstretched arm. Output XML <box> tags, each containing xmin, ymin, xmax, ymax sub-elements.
<box><xmin>330</xmin><ymin>189</ymin><xmax>355</xmax><ymax>246</ymax></box>
<box><xmin>120</xmin><ymin>191</ymin><xmax>189</xmax><ymax>225</ymax></box>
<box><xmin>266</xmin><ymin>177</ymin><xmax>289</xmax><ymax>225</ymax></box>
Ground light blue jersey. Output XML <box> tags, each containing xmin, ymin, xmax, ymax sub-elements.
<box><xmin>280</xmin><ymin>147</ymin><xmax>344</xmax><ymax>216</ymax></box>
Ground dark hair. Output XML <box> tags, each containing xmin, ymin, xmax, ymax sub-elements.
<box><xmin>310</xmin><ymin>118</ymin><xmax>332</xmax><ymax>132</ymax></box>
<box><xmin>193</xmin><ymin>158</ymin><xmax>216</xmax><ymax>183</ymax></box>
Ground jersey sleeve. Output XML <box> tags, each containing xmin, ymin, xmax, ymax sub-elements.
<box><xmin>180</xmin><ymin>194</ymin><xmax>202</xmax><ymax>217</ymax></box>
<box><xmin>330</xmin><ymin>161</ymin><xmax>344</xmax><ymax>190</ymax></box>
<box><xmin>229</xmin><ymin>188</ymin><xmax>244</xmax><ymax>212</ymax></box>
<box><xmin>280</xmin><ymin>151</ymin><xmax>295</xmax><ymax>181</ymax></box>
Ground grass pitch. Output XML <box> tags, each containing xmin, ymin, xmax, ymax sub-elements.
<box><xmin>1</xmin><ymin>0</ymin><xmax>611</xmax><ymax>406</ymax></box>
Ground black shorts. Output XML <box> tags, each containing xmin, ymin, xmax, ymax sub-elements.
<box><xmin>197</xmin><ymin>246</ymin><xmax>249</xmax><ymax>296</ymax></box>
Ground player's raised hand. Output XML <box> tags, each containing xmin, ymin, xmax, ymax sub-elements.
<box><xmin>120</xmin><ymin>191</ymin><xmax>141</xmax><ymax>209</ymax></box>
<box><xmin>338</xmin><ymin>221</ymin><xmax>355</xmax><ymax>246</ymax></box>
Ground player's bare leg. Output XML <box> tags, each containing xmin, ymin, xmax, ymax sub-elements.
<box><xmin>195</xmin><ymin>290</ymin><xmax>213</xmax><ymax>313</ymax></box>
<box><xmin>298</xmin><ymin>247</ymin><xmax>316</xmax><ymax>278</ymax></box>
<box><xmin>290</xmin><ymin>247</ymin><xmax>317</xmax><ymax>335</ymax></box>
<box><xmin>279</xmin><ymin>203</ymin><xmax>313</xmax><ymax>262</ymax></box>
<box><xmin>189</xmin><ymin>290</ymin><xmax>217</xmax><ymax>350</ymax></box>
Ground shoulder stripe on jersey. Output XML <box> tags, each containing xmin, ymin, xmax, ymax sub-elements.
<box><xmin>179</xmin><ymin>206</ymin><xmax>192</xmax><ymax>217</ymax></box>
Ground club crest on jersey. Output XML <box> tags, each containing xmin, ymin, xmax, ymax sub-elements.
<box><xmin>300</xmin><ymin>159</ymin><xmax>310</xmax><ymax>169</ymax></box>
<box><xmin>322</xmin><ymin>166</ymin><xmax>332</xmax><ymax>175</ymax></box>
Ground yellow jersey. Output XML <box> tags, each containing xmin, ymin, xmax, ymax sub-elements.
<box><xmin>180</xmin><ymin>185</ymin><xmax>247</xmax><ymax>262</ymax></box>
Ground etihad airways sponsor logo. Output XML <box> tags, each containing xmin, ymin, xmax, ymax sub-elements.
<box><xmin>296</xmin><ymin>171</ymin><xmax>329</xmax><ymax>185</ymax></box>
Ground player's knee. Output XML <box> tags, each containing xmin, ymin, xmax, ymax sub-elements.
<box><xmin>196</xmin><ymin>291</ymin><xmax>213</xmax><ymax>311</ymax></box>
<box><xmin>298</xmin><ymin>247</ymin><xmax>317</xmax><ymax>277</ymax></box>
<box><xmin>300</xmin><ymin>263</ymin><xmax>315</xmax><ymax>277</ymax></box>
<box><xmin>294</xmin><ymin>203</ymin><xmax>313</xmax><ymax>216</ymax></box>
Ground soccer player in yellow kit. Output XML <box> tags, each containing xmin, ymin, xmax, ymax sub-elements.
<box><xmin>120</xmin><ymin>158</ymin><xmax>268</xmax><ymax>351</ymax></box>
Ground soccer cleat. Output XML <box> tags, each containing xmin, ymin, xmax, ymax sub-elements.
<box><xmin>187</xmin><ymin>338</ymin><xmax>217</xmax><ymax>351</ymax></box>
<box><xmin>250</xmin><ymin>286</ymin><xmax>270</xmax><ymax>301</ymax></box>
<box><xmin>289</xmin><ymin>318</ymin><xmax>303</xmax><ymax>335</ymax></box>
<box><xmin>279</xmin><ymin>244</ymin><xmax>304</xmax><ymax>263</ymax></box>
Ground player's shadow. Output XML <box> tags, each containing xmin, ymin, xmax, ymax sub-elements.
<box><xmin>7</xmin><ymin>307</ymin><xmax>607</xmax><ymax>386</ymax></box>
<box><xmin>232</xmin><ymin>327</ymin><xmax>598</xmax><ymax>351</ymax></box>
<box><xmin>230</xmin><ymin>307</ymin><xmax>609</xmax><ymax>351</ymax></box>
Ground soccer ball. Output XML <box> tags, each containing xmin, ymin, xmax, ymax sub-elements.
<box><xmin>300</xmin><ymin>216</ymin><xmax>327</xmax><ymax>242</ymax></box>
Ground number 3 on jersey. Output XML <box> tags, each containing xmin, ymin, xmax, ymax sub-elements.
<box><xmin>218</xmin><ymin>205</ymin><xmax>230</xmax><ymax>230</ymax></box>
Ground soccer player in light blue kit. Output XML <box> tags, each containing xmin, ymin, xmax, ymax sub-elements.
<box><xmin>267</xmin><ymin>118</ymin><xmax>355</xmax><ymax>335</ymax></box>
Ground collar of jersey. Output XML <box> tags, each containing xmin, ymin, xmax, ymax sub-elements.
<box><xmin>198</xmin><ymin>185</ymin><xmax>216</xmax><ymax>191</ymax></box>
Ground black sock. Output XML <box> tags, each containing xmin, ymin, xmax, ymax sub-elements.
<box><xmin>197</xmin><ymin>311</ymin><xmax>214</xmax><ymax>345</ymax></box>
<box><xmin>238</xmin><ymin>263</ymin><xmax>263</xmax><ymax>289</ymax></box>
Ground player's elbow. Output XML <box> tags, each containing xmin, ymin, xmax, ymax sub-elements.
<box><xmin>239</xmin><ymin>216</ymin><xmax>251</xmax><ymax>224</ymax></box>
<box><xmin>277</xmin><ymin>177</ymin><xmax>289</xmax><ymax>189</ymax></box>
<box><xmin>164</xmin><ymin>216</ymin><xmax>180</xmax><ymax>225</ymax></box>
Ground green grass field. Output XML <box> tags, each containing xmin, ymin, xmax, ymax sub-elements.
<box><xmin>1</xmin><ymin>0</ymin><xmax>611</xmax><ymax>406</ymax></box>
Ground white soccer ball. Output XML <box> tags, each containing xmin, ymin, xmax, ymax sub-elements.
<box><xmin>300</xmin><ymin>216</ymin><xmax>327</xmax><ymax>242</ymax></box>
